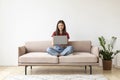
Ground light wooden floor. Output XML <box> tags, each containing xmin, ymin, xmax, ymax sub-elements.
<box><xmin>0</xmin><ymin>66</ymin><xmax>120</xmax><ymax>80</ymax></box>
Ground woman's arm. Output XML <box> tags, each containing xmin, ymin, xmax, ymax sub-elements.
<box><xmin>52</xmin><ymin>38</ymin><xmax>54</xmax><ymax>46</ymax></box>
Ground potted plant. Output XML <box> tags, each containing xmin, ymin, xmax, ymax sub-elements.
<box><xmin>98</xmin><ymin>36</ymin><xmax>120</xmax><ymax>70</ymax></box>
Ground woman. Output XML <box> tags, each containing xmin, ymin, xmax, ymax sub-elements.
<box><xmin>46</xmin><ymin>20</ymin><xmax>73</xmax><ymax>56</ymax></box>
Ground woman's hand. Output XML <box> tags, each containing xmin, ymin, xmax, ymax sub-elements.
<box><xmin>52</xmin><ymin>38</ymin><xmax>54</xmax><ymax>46</ymax></box>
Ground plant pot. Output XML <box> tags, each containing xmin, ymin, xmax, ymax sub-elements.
<box><xmin>102</xmin><ymin>60</ymin><xmax>112</xmax><ymax>70</ymax></box>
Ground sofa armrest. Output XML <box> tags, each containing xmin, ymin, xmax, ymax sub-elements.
<box><xmin>18</xmin><ymin>46</ymin><xmax>26</xmax><ymax>57</ymax></box>
<box><xmin>91</xmin><ymin>46</ymin><xmax>99</xmax><ymax>57</ymax></box>
<box><xmin>91</xmin><ymin>46</ymin><xmax>99</xmax><ymax>63</ymax></box>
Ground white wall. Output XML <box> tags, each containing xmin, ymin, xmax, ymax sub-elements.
<box><xmin>0</xmin><ymin>0</ymin><xmax>120</xmax><ymax>66</ymax></box>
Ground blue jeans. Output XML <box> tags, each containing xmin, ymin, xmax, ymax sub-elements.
<box><xmin>46</xmin><ymin>45</ymin><xmax>73</xmax><ymax>56</ymax></box>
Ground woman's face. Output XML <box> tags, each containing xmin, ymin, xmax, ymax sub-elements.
<box><xmin>58</xmin><ymin>23</ymin><xmax>64</xmax><ymax>31</ymax></box>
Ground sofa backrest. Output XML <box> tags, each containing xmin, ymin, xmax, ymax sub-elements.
<box><xmin>25</xmin><ymin>41</ymin><xmax>52</xmax><ymax>52</ymax></box>
<box><xmin>25</xmin><ymin>41</ymin><xmax>91</xmax><ymax>52</ymax></box>
<box><xmin>68</xmin><ymin>41</ymin><xmax>91</xmax><ymax>52</ymax></box>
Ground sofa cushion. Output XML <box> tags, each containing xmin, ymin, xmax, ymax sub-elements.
<box><xmin>68</xmin><ymin>41</ymin><xmax>91</xmax><ymax>52</ymax></box>
<box><xmin>59</xmin><ymin>52</ymin><xmax>98</xmax><ymax>63</ymax></box>
<box><xmin>25</xmin><ymin>41</ymin><xmax>52</xmax><ymax>52</ymax></box>
<box><xmin>19</xmin><ymin>52</ymin><xmax>58</xmax><ymax>63</ymax></box>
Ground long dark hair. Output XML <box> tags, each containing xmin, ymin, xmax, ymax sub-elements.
<box><xmin>55</xmin><ymin>20</ymin><xmax>66</xmax><ymax>35</ymax></box>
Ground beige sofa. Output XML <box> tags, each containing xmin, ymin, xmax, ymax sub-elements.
<box><xmin>18</xmin><ymin>41</ymin><xmax>99</xmax><ymax>75</ymax></box>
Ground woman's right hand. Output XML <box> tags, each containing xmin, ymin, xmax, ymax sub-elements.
<box><xmin>52</xmin><ymin>38</ymin><xmax>54</xmax><ymax>46</ymax></box>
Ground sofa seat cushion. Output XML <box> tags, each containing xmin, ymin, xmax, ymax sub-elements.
<box><xmin>59</xmin><ymin>52</ymin><xmax>98</xmax><ymax>63</ymax></box>
<box><xmin>19</xmin><ymin>52</ymin><xmax>58</xmax><ymax>63</ymax></box>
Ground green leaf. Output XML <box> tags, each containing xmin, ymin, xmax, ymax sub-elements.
<box><xmin>98</xmin><ymin>36</ymin><xmax>107</xmax><ymax>51</ymax></box>
<box><xmin>98</xmin><ymin>36</ymin><xmax>120</xmax><ymax>60</ymax></box>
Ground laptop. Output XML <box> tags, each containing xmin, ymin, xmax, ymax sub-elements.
<box><xmin>53</xmin><ymin>36</ymin><xmax>68</xmax><ymax>45</ymax></box>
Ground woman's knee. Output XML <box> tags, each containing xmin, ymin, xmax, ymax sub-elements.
<box><xmin>67</xmin><ymin>46</ymin><xmax>73</xmax><ymax>50</ymax></box>
<box><xmin>46</xmin><ymin>47</ymin><xmax>53</xmax><ymax>52</ymax></box>
<box><xmin>67</xmin><ymin>46</ymin><xmax>74</xmax><ymax>53</ymax></box>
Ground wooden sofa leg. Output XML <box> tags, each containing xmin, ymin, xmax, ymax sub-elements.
<box><xmin>85</xmin><ymin>65</ymin><xmax>87</xmax><ymax>73</ymax></box>
<box><xmin>25</xmin><ymin>66</ymin><xmax>27</xmax><ymax>75</ymax></box>
<box><xmin>89</xmin><ymin>65</ymin><xmax>92</xmax><ymax>74</ymax></box>
<box><xmin>30</xmin><ymin>66</ymin><xmax>32</xmax><ymax>70</ymax></box>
